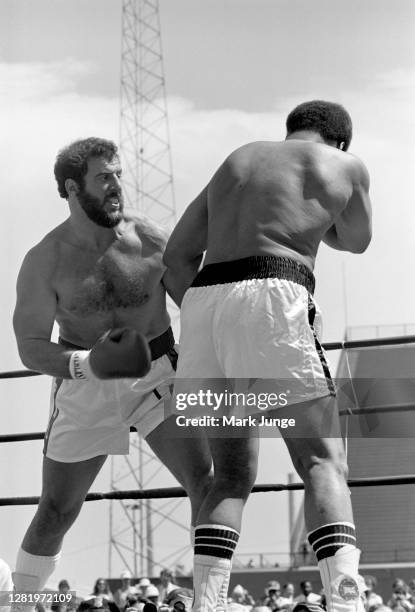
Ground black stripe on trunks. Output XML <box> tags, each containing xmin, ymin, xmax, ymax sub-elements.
<box><xmin>307</xmin><ymin>296</ymin><xmax>336</xmax><ymax>397</ymax></box>
<box><xmin>43</xmin><ymin>377</ymin><xmax>64</xmax><ymax>456</ymax></box>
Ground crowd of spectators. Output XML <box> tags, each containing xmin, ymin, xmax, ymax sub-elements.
<box><xmin>223</xmin><ymin>576</ymin><xmax>415</xmax><ymax>612</ymax></box>
<box><xmin>49</xmin><ymin>569</ymin><xmax>191</xmax><ymax>612</ymax></box>
<box><xmin>47</xmin><ymin>572</ymin><xmax>415</xmax><ymax>612</ymax></box>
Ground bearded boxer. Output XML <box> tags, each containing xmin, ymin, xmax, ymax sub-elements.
<box><xmin>12</xmin><ymin>138</ymin><xmax>212</xmax><ymax>602</ymax></box>
<box><xmin>164</xmin><ymin>101</ymin><xmax>372</xmax><ymax>612</ymax></box>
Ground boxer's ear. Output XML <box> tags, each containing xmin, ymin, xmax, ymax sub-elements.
<box><xmin>65</xmin><ymin>178</ymin><xmax>79</xmax><ymax>196</ymax></box>
<box><xmin>339</xmin><ymin>141</ymin><xmax>346</xmax><ymax>151</ymax></box>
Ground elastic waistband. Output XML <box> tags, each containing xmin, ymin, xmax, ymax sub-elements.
<box><xmin>191</xmin><ymin>256</ymin><xmax>315</xmax><ymax>294</ymax></box>
<box><xmin>59</xmin><ymin>327</ymin><xmax>175</xmax><ymax>362</ymax></box>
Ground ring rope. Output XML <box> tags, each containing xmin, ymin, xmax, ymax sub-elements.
<box><xmin>1</xmin><ymin>334</ymin><xmax>414</xmax><ymax>380</ymax></box>
<box><xmin>1</xmin><ymin>401</ymin><xmax>414</xmax><ymax>445</ymax></box>
<box><xmin>0</xmin><ymin>475</ymin><xmax>414</xmax><ymax>507</ymax></box>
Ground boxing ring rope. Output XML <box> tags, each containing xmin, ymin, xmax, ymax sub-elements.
<box><xmin>1</xmin><ymin>334</ymin><xmax>414</xmax><ymax>381</ymax></box>
<box><xmin>1</xmin><ymin>333</ymin><xmax>414</xmax><ymax>506</ymax></box>
<box><xmin>0</xmin><ymin>477</ymin><xmax>414</xmax><ymax>507</ymax></box>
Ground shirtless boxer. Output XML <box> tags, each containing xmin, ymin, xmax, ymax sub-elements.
<box><xmin>163</xmin><ymin>101</ymin><xmax>372</xmax><ymax>612</ymax></box>
<box><xmin>12</xmin><ymin>137</ymin><xmax>212</xmax><ymax>602</ymax></box>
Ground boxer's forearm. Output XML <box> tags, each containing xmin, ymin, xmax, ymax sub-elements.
<box><xmin>17</xmin><ymin>338</ymin><xmax>73</xmax><ymax>378</ymax></box>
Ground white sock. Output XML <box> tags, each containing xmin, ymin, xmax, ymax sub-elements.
<box><xmin>308</xmin><ymin>524</ymin><xmax>365</xmax><ymax>612</ymax></box>
<box><xmin>193</xmin><ymin>554</ymin><xmax>231</xmax><ymax>612</ymax></box>
<box><xmin>193</xmin><ymin>525</ymin><xmax>239</xmax><ymax>612</ymax></box>
<box><xmin>216</xmin><ymin>572</ymin><xmax>230</xmax><ymax>612</ymax></box>
<box><xmin>13</xmin><ymin>548</ymin><xmax>61</xmax><ymax>592</ymax></box>
<box><xmin>319</xmin><ymin>547</ymin><xmax>366</xmax><ymax>612</ymax></box>
<box><xmin>190</xmin><ymin>525</ymin><xmax>229</xmax><ymax>612</ymax></box>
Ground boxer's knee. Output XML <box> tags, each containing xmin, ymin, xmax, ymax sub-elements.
<box><xmin>185</xmin><ymin>463</ymin><xmax>214</xmax><ymax>498</ymax></box>
<box><xmin>34</xmin><ymin>495</ymin><xmax>83</xmax><ymax>537</ymax></box>
<box><xmin>214</xmin><ymin>454</ymin><xmax>257</xmax><ymax>497</ymax></box>
<box><xmin>304</xmin><ymin>453</ymin><xmax>349</xmax><ymax>485</ymax></box>
<box><xmin>290</xmin><ymin>439</ymin><xmax>349</xmax><ymax>485</ymax></box>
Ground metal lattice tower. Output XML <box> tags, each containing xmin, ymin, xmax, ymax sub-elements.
<box><xmin>109</xmin><ymin>0</ymin><xmax>188</xmax><ymax>579</ymax></box>
<box><xmin>119</xmin><ymin>0</ymin><xmax>176</xmax><ymax>228</ymax></box>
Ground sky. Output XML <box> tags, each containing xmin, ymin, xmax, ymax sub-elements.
<box><xmin>1</xmin><ymin>0</ymin><xmax>415</xmax><ymax>596</ymax></box>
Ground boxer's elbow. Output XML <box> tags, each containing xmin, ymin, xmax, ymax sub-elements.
<box><xmin>348</xmin><ymin>226</ymin><xmax>372</xmax><ymax>253</ymax></box>
<box><xmin>16</xmin><ymin>339</ymin><xmax>39</xmax><ymax>371</ymax></box>
<box><xmin>349</xmin><ymin>240</ymin><xmax>370</xmax><ymax>254</ymax></box>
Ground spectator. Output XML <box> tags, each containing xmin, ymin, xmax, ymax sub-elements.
<box><xmin>51</xmin><ymin>579</ymin><xmax>76</xmax><ymax>612</ymax></box>
<box><xmin>294</xmin><ymin>582</ymin><xmax>321</xmax><ymax>606</ymax></box>
<box><xmin>114</xmin><ymin>571</ymin><xmax>138</xmax><ymax>610</ymax></box>
<box><xmin>263</xmin><ymin>581</ymin><xmax>288</xmax><ymax>611</ymax></box>
<box><xmin>279</xmin><ymin>584</ymin><xmax>295</xmax><ymax>611</ymax></box>
<box><xmin>387</xmin><ymin>580</ymin><xmax>411</xmax><ymax>609</ymax></box>
<box><xmin>123</xmin><ymin>595</ymin><xmax>142</xmax><ymax>612</ymax></box>
<box><xmin>138</xmin><ymin>579</ymin><xmax>151</xmax><ymax>600</ymax></box>
<box><xmin>145</xmin><ymin>586</ymin><xmax>160</xmax><ymax>608</ymax></box>
<box><xmin>228</xmin><ymin>585</ymin><xmax>253</xmax><ymax>612</ymax></box>
<box><xmin>159</xmin><ymin>570</ymin><xmax>180</xmax><ymax>603</ymax></box>
<box><xmin>91</xmin><ymin>579</ymin><xmax>114</xmax><ymax>603</ymax></box>
<box><xmin>409</xmin><ymin>581</ymin><xmax>415</xmax><ymax>605</ymax></box>
<box><xmin>363</xmin><ymin>576</ymin><xmax>383</xmax><ymax>611</ymax></box>
<box><xmin>165</xmin><ymin>589</ymin><xmax>193</xmax><ymax>612</ymax></box>
<box><xmin>78</xmin><ymin>598</ymin><xmax>110</xmax><ymax>612</ymax></box>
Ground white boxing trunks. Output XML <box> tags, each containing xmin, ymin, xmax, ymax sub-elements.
<box><xmin>175</xmin><ymin>256</ymin><xmax>335</xmax><ymax>407</ymax></box>
<box><xmin>44</xmin><ymin>328</ymin><xmax>177</xmax><ymax>463</ymax></box>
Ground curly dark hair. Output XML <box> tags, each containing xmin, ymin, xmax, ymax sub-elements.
<box><xmin>286</xmin><ymin>100</ymin><xmax>352</xmax><ymax>151</ymax></box>
<box><xmin>54</xmin><ymin>137</ymin><xmax>118</xmax><ymax>199</ymax></box>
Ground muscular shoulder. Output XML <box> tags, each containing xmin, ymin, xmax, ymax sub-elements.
<box><xmin>304</xmin><ymin>144</ymin><xmax>370</xmax><ymax>191</ymax></box>
<box><xmin>223</xmin><ymin>141</ymin><xmax>271</xmax><ymax>174</ymax></box>
<box><xmin>124</xmin><ymin>208</ymin><xmax>168</xmax><ymax>250</ymax></box>
<box><xmin>342</xmin><ymin>153</ymin><xmax>370</xmax><ymax>190</ymax></box>
<box><xmin>18</xmin><ymin>226</ymin><xmax>64</xmax><ymax>282</ymax></box>
<box><xmin>210</xmin><ymin>142</ymin><xmax>265</xmax><ymax>190</ymax></box>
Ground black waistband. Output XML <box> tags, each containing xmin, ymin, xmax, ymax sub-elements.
<box><xmin>191</xmin><ymin>256</ymin><xmax>315</xmax><ymax>294</ymax></box>
<box><xmin>59</xmin><ymin>327</ymin><xmax>175</xmax><ymax>362</ymax></box>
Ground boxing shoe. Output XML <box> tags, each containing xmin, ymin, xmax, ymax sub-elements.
<box><xmin>70</xmin><ymin>328</ymin><xmax>151</xmax><ymax>380</ymax></box>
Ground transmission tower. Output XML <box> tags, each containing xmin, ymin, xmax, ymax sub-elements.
<box><xmin>119</xmin><ymin>0</ymin><xmax>176</xmax><ymax>228</ymax></box>
<box><xmin>109</xmin><ymin>0</ymin><xmax>188</xmax><ymax>580</ymax></box>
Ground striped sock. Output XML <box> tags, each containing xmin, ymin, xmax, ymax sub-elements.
<box><xmin>193</xmin><ymin>525</ymin><xmax>239</xmax><ymax>612</ymax></box>
<box><xmin>308</xmin><ymin>523</ymin><xmax>364</xmax><ymax>612</ymax></box>
<box><xmin>308</xmin><ymin>522</ymin><xmax>356</xmax><ymax>561</ymax></box>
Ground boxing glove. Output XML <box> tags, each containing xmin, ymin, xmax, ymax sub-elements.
<box><xmin>69</xmin><ymin>328</ymin><xmax>151</xmax><ymax>380</ymax></box>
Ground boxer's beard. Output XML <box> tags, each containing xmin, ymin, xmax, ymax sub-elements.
<box><xmin>77</xmin><ymin>186</ymin><xmax>124</xmax><ymax>228</ymax></box>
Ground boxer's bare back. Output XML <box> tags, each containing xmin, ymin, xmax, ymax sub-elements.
<box><xmin>204</xmin><ymin>139</ymin><xmax>370</xmax><ymax>269</ymax></box>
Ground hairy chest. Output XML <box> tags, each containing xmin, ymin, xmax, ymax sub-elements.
<box><xmin>55</xmin><ymin>238</ymin><xmax>164</xmax><ymax>315</ymax></box>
